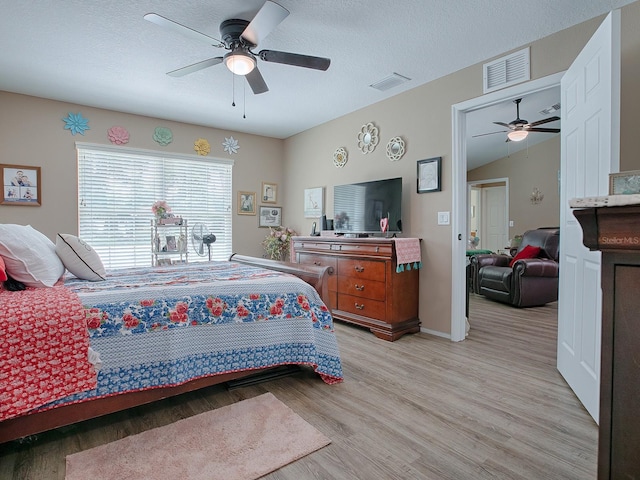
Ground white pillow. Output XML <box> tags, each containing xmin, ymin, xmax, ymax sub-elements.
<box><xmin>0</xmin><ymin>224</ymin><xmax>65</xmax><ymax>287</ymax></box>
<box><xmin>56</xmin><ymin>233</ymin><xmax>106</xmax><ymax>281</ymax></box>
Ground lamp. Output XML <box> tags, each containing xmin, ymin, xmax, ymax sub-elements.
<box><xmin>507</xmin><ymin>130</ymin><xmax>529</xmax><ymax>142</ymax></box>
<box><xmin>224</xmin><ymin>49</ymin><xmax>256</xmax><ymax>76</ymax></box>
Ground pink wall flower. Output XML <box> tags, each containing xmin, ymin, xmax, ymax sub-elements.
<box><xmin>107</xmin><ymin>126</ymin><xmax>130</xmax><ymax>145</ymax></box>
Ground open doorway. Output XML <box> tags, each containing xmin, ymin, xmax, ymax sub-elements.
<box><xmin>467</xmin><ymin>179</ymin><xmax>509</xmax><ymax>254</ymax></box>
<box><xmin>450</xmin><ymin>72</ymin><xmax>564</xmax><ymax>342</ymax></box>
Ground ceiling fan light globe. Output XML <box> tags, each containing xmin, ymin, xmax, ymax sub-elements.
<box><xmin>224</xmin><ymin>51</ymin><xmax>256</xmax><ymax>75</ymax></box>
<box><xmin>507</xmin><ymin>130</ymin><xmax>529</xmax><ymax>142</ymax></box>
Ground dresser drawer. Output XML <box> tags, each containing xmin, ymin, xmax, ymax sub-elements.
<box><xmin>338</xmin><ymin>258</ymin><xmax>385</xmax><ymax>281</ymax></box>
<box><xmin>337</xmin><ymin>276</ymin><xmax>385</xmax><ymax>301</ymax></box>
<box><xmin>338</xmin><ymin>294</ymin><xmax>386</xmax><ymax>321</ymax></box>
<box><xmin>298</xmin><ymin>253</ymin><xmax>337</xmax><ymax>291</ymax></box>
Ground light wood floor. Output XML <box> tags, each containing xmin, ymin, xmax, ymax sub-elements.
<box><xmin>0</xmin><ymin>294</ymin><xmax>598</xmax><ymax>479</ymax></box>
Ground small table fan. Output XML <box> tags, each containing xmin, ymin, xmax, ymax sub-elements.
<box><xmin>191</xmin><ymin>223</ymin><xmax>216</xmax><ymax>261</ymax></box>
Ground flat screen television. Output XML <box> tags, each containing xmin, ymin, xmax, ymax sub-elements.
<box><xmin>333</xmin><ymin>177</ymin><xmax>402</xmax><ymax>235</ymax></box>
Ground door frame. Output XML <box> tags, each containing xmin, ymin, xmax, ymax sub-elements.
<box><xmin>450</xmin><ymin>72</ymin><xmax>564</xmax><ymax>341</ymax></box>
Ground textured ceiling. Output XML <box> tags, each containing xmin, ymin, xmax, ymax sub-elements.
<box><xmin>0</xmin><ymin>0</ymin><xmax>634</xmax><ymax>147</ymax></box>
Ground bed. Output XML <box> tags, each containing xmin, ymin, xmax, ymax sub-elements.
<box><xmin>0</xmin><ymin>253</ymin><xmax>342</xmax><ymax>444</ymax></box>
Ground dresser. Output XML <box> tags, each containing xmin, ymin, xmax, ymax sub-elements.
<box><xmin>291</xmin><ymin>236</ymin><xmax>420</xmax><ymax>341</ymax></box>
<box><xmin>573</xmin><ymin>205</ymin><xmax>640</xmax><ymax>479</ymax></box>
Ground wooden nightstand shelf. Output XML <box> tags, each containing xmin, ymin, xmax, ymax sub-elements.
<box><xmin>291</xmin><ymin>236</ymin><xmax>420</xmax><ymax>341</ymax></box>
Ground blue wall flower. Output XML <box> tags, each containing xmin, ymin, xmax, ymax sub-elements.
<box><xmin>62</xmin><ymin>112</ymin><xmax>90</xmax><ymax>135</ymax></box>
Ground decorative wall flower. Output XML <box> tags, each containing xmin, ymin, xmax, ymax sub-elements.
<box><xmin>357</xmin><ymin>122</ymin><xmax>379</xmax><ymax>154</ymax></box>
<box><xmin>107</xmin><ymin>126</ymin><xmax>130</xmax><ymax>145</ymax></box>
<box><xmin>62</xmin><ymin>112</ymin><xmax>90</xmax><ymax>136</ymax></box>
<box><xmin>194</xmin><ymin>138</ymin><xmax>211</xmax><ymax>156</ymax></box>
<box><xmin>153</xmin><ymin>127</ymin><xmax>173</xmax><ymax>146</ymax></box>
<box><xmin>333</xmin><ymin>147</ymin><xmax>348</xmax><ymax>168</ymax></box>
<box><xmin>222</xmin><ymin>136</ymin><xmax>239</xmax><ymax>154</ymax></box>
<box><xmin>386</xmin><ymin>136</ymin><xmax>405</xmax><ymax>161</ymax></box>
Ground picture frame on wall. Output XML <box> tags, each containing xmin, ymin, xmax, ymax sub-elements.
<box><xmin>304</xmin><ymin>187</ymin><xmax>324</xmax><ymax>218</ymax></box>
<box><xmin>259</xmin><ymin>206</ymin><xmax>282</xmax><ymax>228</ymax></box>
<box><xmin>261</xmin><ymin>182</ymin><xmax>277</xmax><ymax>204</ymax></box>
<box><xmin>237</xmin><ymin>191</ymin><xmax>256</xmax><ymax>215</ymax></box>
<box><xmin>417</xmin><ymin>157</ymin><xmax>442</xmax><ymax>194</ymax></box>
<box><xmin>1</xmin><ymin>164</ymin><xmax>41</xmax><ymax>206</ymax></box>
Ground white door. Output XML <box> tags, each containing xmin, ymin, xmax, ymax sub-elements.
<box><xmin>557</xmin><ymin>10</ymin><xmax>620</xmax><ymax>422</ymax></box>
<box><xmin>481</xmin><ymin>186</ymin><xmax>507</xmax><ymax>253</ymax></box>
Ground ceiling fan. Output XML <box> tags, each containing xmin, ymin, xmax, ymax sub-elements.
<box><xmin>144</xmin><ymin>1</ymin><xmax>331</xmax><ymax>95</ymax></box>
<box><xmin>474</xmin><ymin>98</ymin><xmax>560</xmax><ymax>142</ymax></box>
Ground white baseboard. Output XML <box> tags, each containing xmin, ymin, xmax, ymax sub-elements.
<box><xmin>419</xmin><ymin>326</ymin><xmax>451</xmax><ymax>340</ymax></box>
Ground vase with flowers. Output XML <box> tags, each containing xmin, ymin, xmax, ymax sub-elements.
<box><xmin>152</xmin><ymin>200</ymin><xmax>171</xmax><ymax>222</ymax></box>
<box><xmin>262</xmin><ymin>226</ymin><xmax>297</xmax><ymax>261</ymax></box>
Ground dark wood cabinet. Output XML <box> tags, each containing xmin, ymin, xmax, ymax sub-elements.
<box><xmin>573</xmin><ymin>205</ymin><xmax>640</xmax><ymax>480</ymax></box>
<box><xmin>291</xmin><ymin>236</ymin><xmax>420</xmax><ymax>341</ymax></box>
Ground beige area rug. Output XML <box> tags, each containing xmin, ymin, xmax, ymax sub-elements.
<box><xmin>65</xmin><ymin>392</ymin><xmax>330</xmax><ymax>480</ymax></box>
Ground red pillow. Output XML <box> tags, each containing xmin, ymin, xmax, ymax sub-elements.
<box><xmin>509</xmin><ymin>245</ymin><xmax>541</xmax><ymax>267</ymax></box>
<box><xmin>0</xmin><ymin>256</ymin><xmax>7</xmax><ymax>282</ymax></box>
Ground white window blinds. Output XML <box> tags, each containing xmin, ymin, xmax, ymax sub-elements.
<box><xmin>76</xmin><ymin>143</ymin><xmax>233</xmax><ymax>270</ymax></box>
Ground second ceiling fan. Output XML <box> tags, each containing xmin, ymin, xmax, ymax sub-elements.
<box><xmin>144</xmin><ymin>1</ymin><xmax>331</xmax><ymax>95</ymax></box>
<box><xmin>474</xmin><ymin>97</ymin><xmax>560</xmax><ymax>142</ymax></box>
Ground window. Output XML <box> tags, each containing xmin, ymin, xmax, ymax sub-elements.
<box><xmin>76</xmin><ymin>143</ymin><xmax>233</xmax><ymax>269</ymax></box>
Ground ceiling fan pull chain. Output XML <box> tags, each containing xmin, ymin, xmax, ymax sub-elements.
<box><xmin>243</xmin><ymin>81</ymin><xmax>246</xmax><ymax>119</ymax></box>
<box><xmin>232</xmin><ymin>71</ymin><xmax>236</xmax><ymax>107</ymax></box>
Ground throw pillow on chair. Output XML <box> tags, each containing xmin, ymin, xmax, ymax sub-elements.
<box><xmin>509</xmin><ymin>245</ymin><xmax>541</xmax><ymax>267</ymax></box>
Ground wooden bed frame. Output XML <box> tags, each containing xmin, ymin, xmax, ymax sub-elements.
<box><xmin>0</xmin><ymin>255</ymin><xmax>330</xmax><ymax>444</ymax></box>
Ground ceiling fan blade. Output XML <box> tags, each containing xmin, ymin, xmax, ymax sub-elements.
<box><xmin>527</xmin><ymin>116</ymin><xmax>561</xmax><ymax>127</ymax></box>
<box><xmin>259</xmin><ymin>50</ymin><xmax>331</xmax><ymax>71</ymax></box>
<box><xmin>246</xmin><ymin>67</ymin><xmax>269</xmax><ymax>94</ymax></box>
<box><xmin>144</xmin><ymin>13</ymin><xmax>224</xmax><ymax>47</ymax></box>
<box><xmin>471</xmin><ymin>130</ymin><xmax>508</xmax><ymax>138</ymax></box>
<box><xmin>493</xmin><ymin>121</ymin><xmax>514</xmax><ymax>130</ymax></box>
<box><xmin>526</xmin><ymin>127</ymin><xmax>561</xmax><ymax>133</ymax></box>
<box><xmin>241</xmin><ymin>1</ymin><xmax>290</xmax><ymax>46</ymax></box>
<box><xmin>167</xmin><ymin>57</ymin><xmax>223</xmax><ymax>77</ymax></box>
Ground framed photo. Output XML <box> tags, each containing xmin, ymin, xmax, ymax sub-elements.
<box><xmin>609</xmin><ymin>170</ymin><xmax>640</xmax><ymax>195</ymax></box>
<box><xmin>259</xmin><ymin>206</ymin><xmax>282</xmax><ymax>228</ymax></box>
<box><xmin>165</xmin><ymin>235</ymin><xmax>177</xmax><ymax>251</ymax></box>
<box><xmin>261</xmin><ymin>182</ymin><xmax>277</xmax><ymax>204</ymax></box>
<box><xmin>1</xmin><ymin>164</ymin><xmax>41</xmax><ymax>206</ymax></box>
<box><xmin>237</xmin><ymin>191</ymin><xmax>256</xmax><ymax>215</ymax></box>
<box><xmin>304</xmin><ymin>187</ymin><xmax>324</xmax><ymax>218</ymax></box>
<box><xmin>417</xmin><ymin>157</ymin><xmax>442</xmax><ymax>194</ymax></box>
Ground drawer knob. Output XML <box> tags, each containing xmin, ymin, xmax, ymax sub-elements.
<box><xmin>355</xmin><ymin>284</ymin><xmax>364</xmax><ymax>291</ymax></box>
<box><xmin>354</xmin><ymin>266</ymin><xmax>365</xmax><ymax>273</ymax></box>
<box><xmin>355</xmin><ymin>303</ymin><xmax>365</xmax><ymax>310</ymax></box>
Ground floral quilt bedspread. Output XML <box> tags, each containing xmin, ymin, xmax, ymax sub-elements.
<box><xmin>0</xmin><ymin>284</ymin><xmax>97</xmax><ymax>421</ymax></box>
<box><xmin>46</xmin><ymin>261</ymin><xmax>343</xmax><ymax>410</ymax></box>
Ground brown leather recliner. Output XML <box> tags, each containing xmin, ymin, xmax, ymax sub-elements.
<box><xmin>473</xmin><ymin>228</ymin><xmax>560</xmax><ymax>307</ymax></box>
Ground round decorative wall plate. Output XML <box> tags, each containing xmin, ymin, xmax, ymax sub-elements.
<box><xmin>333</xmin><ymin>147</ymin><xmax>348</xmax><ymax>168</ymax></box>
<box><xmin>386</xmin><ymin>136</ymin><xmax>405</xmax><ymax>161</ymax></box>
<box><xmin>357</xmin><ymin>122</ymin><xmax>379</xmax><ymax>154</ymax></box>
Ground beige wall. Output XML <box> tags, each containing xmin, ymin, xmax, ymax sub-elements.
<box><xmin>0</xmin><ymin>92</ymin><xmax>284</xmax><ymax>258</ymax></box>
<box><xmin>2</xmin><ymin>4</ymin><xmax>640</xmax><ymax>337</ymax></box>
<box><xmin>284</xmin><ymin>4</ymin><xmax>640</xmax><ymax>336</ymax></box>
<box><xmin>468</xmin><ymin>137</ymin><xmax>561</xmax><ymax>236</ymax></box>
